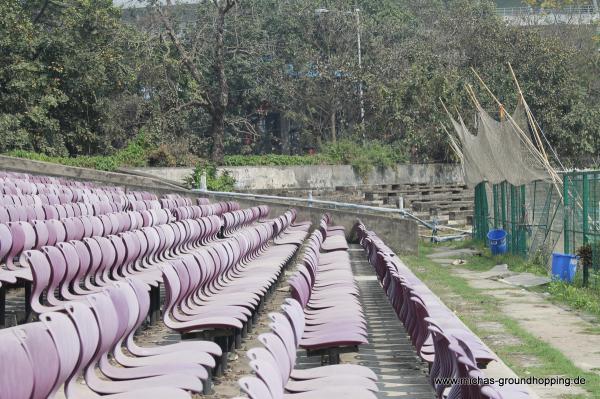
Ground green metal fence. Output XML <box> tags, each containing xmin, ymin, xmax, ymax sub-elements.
<box><xmin>473</xmin><ymin>171</ymin><xmax>600</xmax><ymax>287</ymax></box>
<box><xmin>473</xmin><ymin>180</ymin><xmax>562</xmax><ymax>260</ymax></box>
<box><xmin>563</xmin><ymin>171</ymin><xmax>600</xmax><ymax>272</ymax></box>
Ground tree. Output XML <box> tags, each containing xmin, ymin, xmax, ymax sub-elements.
<box><xmin>154</xmin><ymin>0</ymin><xmax>239</xmax><ymax>164</ymax></box>
<box><xmin>0</xmin><ymin>0</ymin><xmax>144</xmax><ymax>156</ymax></box>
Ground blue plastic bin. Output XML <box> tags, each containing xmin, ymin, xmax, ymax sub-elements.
<box><xmin>551</xmin><ymin>252</ymin><xmax>578</xmax><ymax>283</ymax></box>
<box><xmin>487</xmin><ymin>229</ymin><xmax>508</xmax><ymax>255</ymax></box>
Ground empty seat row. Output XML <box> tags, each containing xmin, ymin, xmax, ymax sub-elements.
<box><xmin>0</xmin><ymin>173</ymin><xmax>126</xmax><ymax>202</ymax></box>
<box><xmin>23</xmin><ymin>214</ymin><xmax>225</xmax><ymax>315</ymax></box>
<box><xmin>287</xmin><ymin>216</ymin><xmax>367</xmax><ymax>363</ymax></box>
<box><xmin>236</xmin><ymin>298</ymin><xmax>378</xmax><ymax>399</ymax></box>
<box><xmin>162</xmin><ymin>210</ymin><xmax>310</xmax><ymax>373</ymax></box>
<box><xmin>0</xmin><ymin>209</ymin><xmax>174</xmax><ymax>273</ymax></box>
<box><xmin>0</xmin><ymin>199</ymin><xmax>125</xmax><ymax>224</ymax></box>
<box><xmin>0</xmin><ymin>277</ymin><xmax>223</xmax><ymax>399</ymax></box>
<box><xmin>272</xmin><ymin>212</ymin><xmax>311</xmax><ymax>246</ymax></box>
<box><xmin>0</xmin><ymin>208</ymin><xmax>175</xmax><ymax>325</ymax></box>
<box><xmin>355</xmin><ymin>222</ymin><xmax>528</xmax><ymax>399</ymax></box>
<box><xmin>160</xmin><ymin>196</ymin><xmax>193</xmax><ymax>210</ymax></box>
<box><xmin>221</xmin><ymin>205</ymin><xmax>269</xmax><ymax>236</ymax></box>
<box><xmin>1</xmin><ymin>192</ymin><xmax>72</xmax><ymax>207</ymax></box>
<box><xmin>129</xmin><ymin>199</ymin><xmax>162</xmax><ymax>211</ymax></box>
<box><xmin>126</xmin><ymin>191</ymin><xmax>159</xmax><ymax>201</ymax></box>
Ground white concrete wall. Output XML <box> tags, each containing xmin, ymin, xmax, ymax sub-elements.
<box><xmin>128</xmin><ymin>164</ymin><xmax>465</xmax><ymax>190</ymax></box>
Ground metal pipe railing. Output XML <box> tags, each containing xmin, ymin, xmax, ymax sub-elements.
<box><xmin>192</xmin><ymin>189</ymin><xmax>473</xmax><ymax>235</ymax></box>
<box><xmin>496</xmin><ymin>5</ymin><xmax>597</xmax><ymax>17</ymax></box>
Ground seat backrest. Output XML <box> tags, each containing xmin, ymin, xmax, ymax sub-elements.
<box><xmin>160</xmin><ymin>263</ymin><xmax>183</xmax><ymax>317</ymax></box>
<box><xmin>31</xmin><ymin>220</ymin><xmax>49</xmax><ymax>248</ymax></box>
<box><xmin>46</xmin><ymin>219</ymin><xmax>66</xmax><ymax>244</ymax></box>
<box><xmin>15</xmin><ymin>321</ymin><xmax>60</xmax><ymax>399</ymax></box>
<box><xmin>109</xmin><ymin>234</ymin><xmax>127</xmax><ymax>277</ymax></box>
<box><xmin>0</xmin><ymin>330</ymin><xmax>34</xmax><ymax>399</ymax></box>
<box><xmin>238</xmin><ymin>376</ymin><xmax>273</xmax><ymax>399</ymax></box>
<box><xmin>62</xmin><ymin>301</ymin><xmax>100</xmax><ymax>397</ymax></box>
<box><xmin>0</xmin><ymin>223</ymin><xmax>12</xmax><ymax>263</ymax></box>
<box><xmin>21</xmin><ymin>250</ymin><xmax>55</xmax><ymax>313</ymax></box>
<box><xmin>127</xmin><ymin>277</ymin><xmax>151</xmax><ymax>329</ymax></box>
<box><xmin>87</xmin><ymin>291</ymin><xmax>121</xmax><ymax>355</ymax></box>
<box><xmin>42</xmin><ymin>246</ymin><xmax>69</xmax><ymax>305</ymax></box>
<box><xmin>257</xmin><ymin>333</ymin><xmax>291</xmax><ymax>382</ymax></box>
<box><xmin>248</xmin><ymin>359</ymin><xmax>284</xmax><ymax>398</ymax></box>
<box><xmin>104</xmin><ymin>285</ymin><xmax>131</xmax><ymax>347</ymax></box>
<box><xmin>281</xmin><ymin>299</ymin><xmax>305</xmax><ymax>345</ymax></box>
<box><xmin>6</xmin><ymin>221</ymin><xmax>36</xmax><ymax>269</ymax></box>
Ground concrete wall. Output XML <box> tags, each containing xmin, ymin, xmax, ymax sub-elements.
<box><xmin>128</xmin><ymin>163</ymin><xmax>465</xmax><ymax>190</ymax></box>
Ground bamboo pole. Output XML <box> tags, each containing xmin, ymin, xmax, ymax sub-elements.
<box><xmin>470</xmin><ymin>67</ymin><xmax>563</xmax><ymax>199</ymax></box>
<box><xmin>507</xmin><ymin>63</ymin><xmax>549</xmax><ymax>165</ymax></box>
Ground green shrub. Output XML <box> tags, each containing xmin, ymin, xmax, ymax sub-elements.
<box><xmin>147</xmin><ymin>144</ymin><xmax>177</xmax><ymax>167</ymax></box>
<box><xmin>322</xmin><ymin>140</ymin><xmax>408</xmax><ymax>179</ymax></box>
<box><xmin>547</xmin><ymin>280</ymin><xmax>600</xmax><ymax>316</ymax></box>
<box><xmin>5</xmin><ymin>138</ymin><xmax>408</xmax><ymax>178</ymax></box>
<box><xmin>185</xmin><ymin>163</ymin><xmax>236</xmax><ymax>192</ymax></box>
<box><xmin>223</xmin><ymin>141</ymin><xmax>408</xmax><ymax>178</ymax></box>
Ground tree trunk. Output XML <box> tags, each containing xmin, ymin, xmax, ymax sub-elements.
<box><xmin>210</xmin><ymin>8</ymin><xmax>228</xmax><ymax>165</ymax></box>
<box><xmin>210</xmin><ymin>109</ymin><xmax>225</xmax><ymax>163</ymax></box>
<box><xmin>330</xmin><ymin>111</ymin><xmax>337</xmax><ymax>144</ymax></box>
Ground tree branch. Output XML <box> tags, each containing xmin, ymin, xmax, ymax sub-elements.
<box><xmin>170</xmin><ymin>99</ymin><xmax>211</xmax><ymax>114</ymax></box>
<box><xmin>156</xmin><ymin>0</ymin><xmax>212</xmax><ymax>110</ymax></box>
<box><xmin>33</xmin><ymin>0</ymin><xmax>51</xmax><ymax>23</ymax></box>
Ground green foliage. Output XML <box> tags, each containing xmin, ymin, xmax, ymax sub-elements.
<box><xmin>0</xmin><ymin>0</ymin><xmax>599</xmax><ymax>165</ymax></box>
<box><xmin>184</xmin><ymin>164</ymin><xmax>236</xmax><ymax>192</ymax></box>
<box><xmin>147</xmin><ymin>145</ymin><xmax>178</xmax><ymax>167</ymax></box>
<box><xmin>547</xmin><ymin>280</ymin><xmax>600</xmax><ymax>316</ymax></box>
<box><xmin>6</xmin><ymin>134</ymin><xmax>151</xmax><ymax>171</ymax></box>
<box><xmin>222</xmin><ymin>139</ymin><xmax>408</xmax><ymax>179</ymax></box>
<box><xmin>223</xmin><ymin>154</ymin><xmax>328</xmax><ymax>166</ymax></box>
<box><xmin>0</xmin><ymin>0</ymin><xmax>146</xmax><ymax>156</ymax></box>
<box><xmin>322</xmin><ymin>140</ymin><xmax>408</xmax><ymax>178</ymax></box>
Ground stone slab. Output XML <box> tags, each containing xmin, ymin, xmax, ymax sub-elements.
<box><xmin>427</xmin><ymin>248</ymin><xmax>480</xmax><ymax>259</ymax></box>
<box><xmin>500</xmin><ymin>273</ymin><xmax>551</xmax><ymax>288</ymax></box>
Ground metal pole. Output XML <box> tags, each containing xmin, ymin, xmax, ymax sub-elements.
<box><xmin>355</xmin><ymin>8</ymin><xmax>365</xmax><ymax>128</ymax></box>
<box><xmin>583</xmin><ymin>173</ymin><xmax>589</xmax><ymax>244</ymax></box>
<box><xmin>564</xmin><ymin>173</ymin><xmax>570</xmax><ymax>254</ymax></box>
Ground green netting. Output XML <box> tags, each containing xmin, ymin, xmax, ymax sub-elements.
<box><xmin>527</xmin><ymin>180</ymin><xmax>563</xmax><ymax>265</ymax></box>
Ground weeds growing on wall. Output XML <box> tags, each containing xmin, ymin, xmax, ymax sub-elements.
<box><xmin>184</xmin><ymin>164</ymin><xmax>236</xmax><ymax>192</ymax></box>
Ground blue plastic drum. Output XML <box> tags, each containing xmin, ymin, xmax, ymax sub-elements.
<box><xmin>487</xmin><ymin>229</ymin><xmax>508</xmax><ymax>255</ymax></box>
